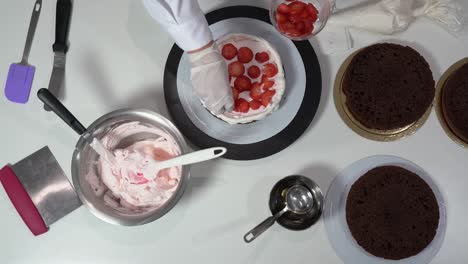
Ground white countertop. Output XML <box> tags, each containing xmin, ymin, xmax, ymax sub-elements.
<box><xmin>1</xmin><ymin>0</ymin><xmax>467</xmax><ymax>263</ymax></box>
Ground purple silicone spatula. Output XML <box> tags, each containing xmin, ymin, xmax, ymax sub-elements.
<box><xmin>4</xmin><ymin>0</ymin><xmax>42</xmax><ymax>104</ymax></box>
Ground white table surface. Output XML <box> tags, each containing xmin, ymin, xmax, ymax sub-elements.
<box><xmin>1</xmin><ymin>0</ymin><xmax>467</xmax><ymax>263</ymax></box>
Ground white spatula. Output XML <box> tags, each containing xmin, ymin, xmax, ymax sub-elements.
<box><xmin>90</xmin><ymin>137</ymin><xmax>226</xmax><ymax>178</ymax></box>
<box><xmin>148</xmin><ymin>147</ymin><xmax>227</xmax><ymax>179</ymax></box>
<box><xmin>89</xmin><ymin>138</ymin><xmax>119</xmax><ymax>166</ymax></box>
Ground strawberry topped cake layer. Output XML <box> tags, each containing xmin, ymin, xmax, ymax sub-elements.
<box><xmin>216</xmin><ymin>33</ymin><xmax>286</xmax><ymax>124</ymax></box>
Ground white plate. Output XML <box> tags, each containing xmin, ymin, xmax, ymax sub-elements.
<box><xmin>323</xmin><ymin>155</ymin><xmax>447</xmax><ymax>264</ymax></box>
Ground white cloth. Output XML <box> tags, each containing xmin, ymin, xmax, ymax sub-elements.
<box><xmin>328</xmin><ymin>0</ymin><xmax>464</xmax><ymax>34</ymax></box>
<box><xmin>142</xmin><ymin>0</ymin><xmax>213</xmax><ymax>51</ymax></box>
<box><xmin>319</xmin><ymin>0</ymin><xmax>465</xmax><ymax>54</ymax></box>
<box><xmin>189</xmin><ymin>43</ymin><xmax>234</xmax><ymax>114</ymax></box>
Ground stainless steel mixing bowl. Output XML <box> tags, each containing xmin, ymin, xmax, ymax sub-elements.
<box><xmin>71</xmin><ymin>109</ymin><xmax>190</xmax><ymax>226</ymax></box>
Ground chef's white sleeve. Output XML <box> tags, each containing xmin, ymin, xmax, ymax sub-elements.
<box><xmin>142</xmin><ymin>0</ymin><xmax>213</xmax><ymax>51</ymax></box>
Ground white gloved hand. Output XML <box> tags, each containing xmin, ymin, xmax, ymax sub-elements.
<box><xmin>188</xmin><ymin>43</ymin><xmax>234</xmax><ymax>115</ymax></box>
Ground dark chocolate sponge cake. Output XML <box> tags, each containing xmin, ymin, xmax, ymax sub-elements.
<box><xmin>343</xmin><ymin>43</ymin><xmax>435</xmax><ymax>130</ymax></box>
<box><xmin>442</xmin><ymin>63</ymin><xmax>468</xmax><ymax>143</ymax></box>
<box><xmin>346</xmin><ymin>166</ymin><xmax>439</xmax><ymax>260</ymax></box>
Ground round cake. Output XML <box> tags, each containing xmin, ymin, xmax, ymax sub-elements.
<box><xmin>441</xmin><ymin>62</ymin><xmax>468</xmax><ymax>143</ymax></box>
<box><xmin>342</xmin><ymin>43</ymin><xmax>435</xmax><ymax>131</ymax></box>
<box><xmin>346</xmin><ymin>166</ymin><xmax>439</xmax><ymax>260</ymax></box>
<box><xmin>215</xmin><ymin>33</ymin><xmax>286</xmax><ymax>124</ymax></box>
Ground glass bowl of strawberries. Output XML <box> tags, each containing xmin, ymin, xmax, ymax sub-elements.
<box><xmin>270</xmin><ymin>0</ymin><xmax>332</xmax><ymax>40</ymax></box>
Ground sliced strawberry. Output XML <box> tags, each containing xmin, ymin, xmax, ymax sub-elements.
<box><xmin>235</xmin><ymin>98</ymin><xmax>249</xmax><ymax>113</ymax></box>
<box><xmin>304</xmin><ymin>17</ymin><xmax>317</xmax><ymax>25</ymax></box>
<box><xmin>255</xmin><ymin>52</ymin><xmax>270</xmax><ymax>63</ymax></box>
<box><xmin>310</xmin><ymin>12</ymin><xmax>318</xmax><ymax>22</ymax></box>
<box><xmin>247</xmin><ymin>65</ymin><xmax>261</xmax><ymax>79</ymax></box>
<box><xmin>289</xmin><ymin>1</ymin><xmax>306</xmax><ymax>15</ymax></box>
<box><xmin>304</xmin><ymin>21</ymin><xmax>314</xmax><ymax>35</ymax></box>
<box><xmin>287</xmin><ymin>29</ymin><xmax>303</xmax><ymax>37</ymax></box>
<box><xmin>238</xmin><ymin>47</ymin><xmax>254</xmax><ymax>63</ymax></box>
<box><xmin>288</xmin><ymin>14</ymin><xmax>302</xmax><ymax>24</ymax></box>
<box><xmin>228</xmin><ymin>61</ymin><xmax>245</xmax><ymax>77</ymax></box>
<box><xmin>279</xmin><ymin>21</ymin><xmax>295</xmax><ymax>34</ymax></box>
<box><xmin>295</xmin><ymin>20</ymin><xmax>305</xmax><ymax>32</ymax></box>
<box><xmin>261</xmin><ymin>90</ymin><xmax>276</xmax><ymax>107</ymax></box>
<box><xmin>263</xmin><ymin>63</ymin><xmax>279</xmax><ymax>78</ymax></box>
<box><xmin>263</xmin><ymin>80</ymin><xmax>275</xmax><ymax>90</ymax></box>
<box><xmin>276</xmin><ymin>12</ymin><xmax>288</xmax><ymax>23</ymax></box>
<box><xmin>277</xmin><ymin>3</ymin><xmax>291</xmax><ymax>14</ymax></box>
<box><xmin>304</xmin><ymin>13</ymin><xmax>317</xmax><ymax>27</ymax></box>
<box><xmin>251</xmin><ymin>82</ymin><xmax>261</xmax><ymax>89</ymax></box>
<box><xmin>299</xmin><ymin>9</ymin><xmax>310</xmax><ymax>19</ymax></box>
<box><xmin>234</xmin><ymin>75</ymin><xmax>252</xmax><ymax>91</ymax></box>
<box><xmin>261</xmin><ymin>75</ymin><xmax>275</xmax><ymax>90</ymax></box>
<box><xmin>232</xmin><ymin>87</ymin><xmax>239</xmax><ymax>100</ymax></box>
<box><xmin>283</xmin><ymin>21</ymin><xmax>295</xmax><ymax>30</ymax></box>
<box><xmin>249</xmin><ymin>83</ymin><xmax>263</xmax><ymax>100</ymax></box>
<box><xmin>249</xmin><ymin>100</ymin><xmax>262</xmax><ymax>110</ymax></box>
<box><xmin>278</xmin><ymin>22</ymin><xmax>286</xmax><ymax>33</ymax></box>
<box><xmin>222</xmin><ymin>44</ymin><xmax>238</xmax><ymax>60</ymax></box>
<box><xmin>306</xmin><ymin>3</ymin><xmax>318</xmax><ymax>16</ymax></box>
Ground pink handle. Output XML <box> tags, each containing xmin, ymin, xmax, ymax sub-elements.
<box><xmin>0</xmin><ymin>166</ymin><xmax>48</xmax><ymax>236</ymax></box>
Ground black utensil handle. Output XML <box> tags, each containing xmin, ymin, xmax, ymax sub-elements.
<box><xmin>37</xmin><ymin>88</ymin><xmax>86</xmax><ymax>135</ymax></box>
<box><xmin>52</xmin><ymin>0</ymin><xmax>72</xmax><ymax>53</ymax></box>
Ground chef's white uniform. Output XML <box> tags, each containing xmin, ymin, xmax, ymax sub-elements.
<box><xmin>143</xmin><ymin>0</ymin><xmax>233</xmax><ymax>114</ymax></box>
<box><xmin>142</xmin><ymin>0</ymin><xmax>212</xmax><ymax>51</ymax></box>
